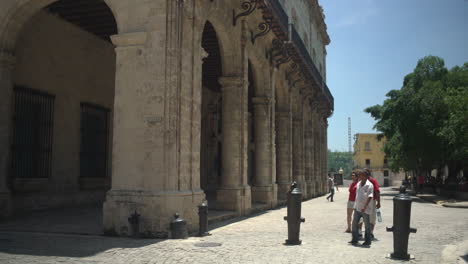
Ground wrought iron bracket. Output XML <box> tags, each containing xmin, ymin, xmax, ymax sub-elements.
<box><xmin>251</xmin><ymin>22</ymin><xmax>271</xmax><ymax>44</ymax></box>
<box><xmin>233</xmin><ymin>0</ymin><xmax>258</xmax><ymax>26</ymax></box>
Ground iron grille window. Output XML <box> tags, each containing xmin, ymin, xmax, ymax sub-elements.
<box><xmin>364</xmin><ymin>141</ymin><xmax>371</xmax><ymax>151</ymax></box>
<box><xmin>80</xmin><ymin>103</ymin><xmax>109</xmax><ymax>178</ymax></box>
<box><xmin>11</xmin><ymin>87</ymin><xmax>55</xmax><ymax>179</ymax></box>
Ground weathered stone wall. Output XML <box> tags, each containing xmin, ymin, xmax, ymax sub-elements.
<box><xmin>0</xmin><ymin>0</ymin><xmax>332</xmax><ymax>235</ymax></box>
<box><xmin>278</xmin><ymin>0</ymin><xmax>328</xmax><ymax>80</ymax></box>
<box><xmin>11</xmin><ymin>10</ymin><xmax>115</xmax><ymax>210</ymax></box>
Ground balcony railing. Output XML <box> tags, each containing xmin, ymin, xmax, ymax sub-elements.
<box><xmin>260</xmin><ymin>1</ymin><xmax>334</xmax><ymax>110</ymax></box>
<box><xmin>290</xmin><ymin>25</ymin><xmax>322</xmax><ymax>85</ymax></box>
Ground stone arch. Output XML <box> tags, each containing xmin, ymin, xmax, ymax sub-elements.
<box><xmin>1</xmin><ymin>0</ymin><xmax>119</xmax><ymax>217</ymax></box>
<box><xmin>196</xmin><ymin>7</ymin><xmax>244</xmax><ymax>77</ymax></box>
<box><xmin>0</xmin><ymin>0</ymin><xmax>120</xmax><ymax>52</ymax></box>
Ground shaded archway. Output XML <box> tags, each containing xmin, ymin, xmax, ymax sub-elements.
<box><xmin>200</xmin><ymin>21</ymin><xmax>223</xmax><ymax>209</ymax></box>
<box><xmin>0</xmin><ymin>0</ymin><xmax>117</xmax><ymax>233</ymax></box>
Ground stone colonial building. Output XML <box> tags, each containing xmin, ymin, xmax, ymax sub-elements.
<box><xmin>353</xmin><ymin>133</ymin><xmax>405</xmax><ymax>187</ymax></box>
<box><xmin>0</xmin><ymin>0</ymin><xmax>333</xmax><ymax>237</ymax></box>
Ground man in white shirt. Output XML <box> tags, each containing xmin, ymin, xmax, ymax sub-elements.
<box><xmin>349</xmin><ymin>170</ymin><xmax>374</xmax><ymax>246</ymax></box>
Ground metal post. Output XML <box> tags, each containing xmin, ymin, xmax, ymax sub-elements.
<box><xmin>386</xmin><ymin>186</ymin><xmax>417</xmax><ymax>259</ymax></box>
<box><xmin>283</xmin><ymin>181</ymin><xmax>305</xmax><ymax>245</ymax></box>
<box><xmin>198</xmin><ymin>202</ymin><xmax>211</xmax><ymax>237</ymax></box>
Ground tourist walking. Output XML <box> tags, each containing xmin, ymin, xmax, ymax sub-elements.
<box><xmin>345</xmin><ymin>171</ymin><xmax>359</xmax><ymax>233</ymax></box>
<box><xmin>326</xmin><ymin>174</ymin><xmax>338</xmax><ymax>202</ymax></box>
<box><xmin>349</xmin><ymin>170</ymin><xmax>374</xmax><ymax>246</ymax></box>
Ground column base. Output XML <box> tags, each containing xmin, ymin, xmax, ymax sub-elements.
<box><xmin>103</xmin><ymin>189</ymin><xmax>205</xmax><ymax>238</ymax></box>
<box><xmin>0</xmin><ymin>191</ymin><xmax>12</xmax><ymax>219</ymax></box>
<box><xmin>307</xmin><ymin>181</ymin><xmax>316</xmax><ymax>198</ymax></box>
<box><xmin>277</xmin><ymin>182</ymin><xmax>291</xmax><ymax>201</ymax></box>
<box><xmin>315</xmin><ymin>181</ymin><xmax>320</xmax><ymax>196</ymax></box>
<box><xmin>252</xmin><ymin>184</ymin><xmax>278</xmax><ymax>208</ymax></box>
<box><xmin>216</xmin><ymin>186</ymin><xmax>251</xmax><ymax>215</ymax></box>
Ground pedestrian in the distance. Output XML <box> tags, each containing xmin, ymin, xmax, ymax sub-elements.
<box><xmin>349</xmin><ymin>170</ymin><xmax>374</xmax><ymax>246</ymax></box>
<box><xmin>326</xmin><ymin>174</ymin><xmax>339</xmax><ymax>202</ymax></box>
<box><xmin>345</xmin><ymin>171</ymin><xmax>359</xmax><ymax>233</ymax></box>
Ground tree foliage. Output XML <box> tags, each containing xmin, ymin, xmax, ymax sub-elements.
<box><xmin>365</xmin><ymin>56</ymin><xmax>467</xmax><ymax>179</ymax></box>
<box><xmin>327</xmin><ymin>150</ymin><xmax>353</xmax><ymax>179</ymax></box>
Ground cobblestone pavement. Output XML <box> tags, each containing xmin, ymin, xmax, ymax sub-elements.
<box><xmin>0</xmin><ymin>187</ymin><xmax>467</xmax><ymax>264</ymax></box>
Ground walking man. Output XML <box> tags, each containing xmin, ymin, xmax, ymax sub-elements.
<box><xmin>349</xmin><ymin>170</ymin><xmax>374</xmax><ymax>246</ymax></box>
<box><xmin>326</xmin><ymin>174</ymin><xmax>338</xmax><ymax>202</ymax></box>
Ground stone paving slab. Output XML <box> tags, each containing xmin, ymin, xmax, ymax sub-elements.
<box><xmin>0</xmin><ymin>188</ymin><xmax>467</xmax><ymax>264</ymax></box>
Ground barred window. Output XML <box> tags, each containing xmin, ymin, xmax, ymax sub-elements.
<box><xmin>11</xmin><ymin>87</ymin><xmax>55</xmax><ymax>179</ymax></box>
<box><xmin>80</xmin><ymin>103</ymin><xmax>109</xmax><ymax>178</ymax></box>
<box><xmin>364</xmin><ymin>141</ymin><xmax>371</xmax><ymax>151</ymax></box>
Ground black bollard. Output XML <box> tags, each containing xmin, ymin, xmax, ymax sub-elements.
<box><xmin>386</xmin><ymin>186</ymin><xmax>417</xmax><ymax>260</ymax></box>
<box><xmin>128</xmin><ymin>210</ymin><xmax>140</xmax><ymax>238</ymax></box>
<box><xmin>170</xmin><ymin>213</ymin><xmax>188</xmax><ymax>239</ymax></box>
<box><xmin>198</xmin><ymin>201</ymin><xmax>211</xmax><ymax>237</ymax></box>
<box><xmin>283</xmin><ymin>181</ymin><xmax>305</xmax><ymax>245</ymax></box>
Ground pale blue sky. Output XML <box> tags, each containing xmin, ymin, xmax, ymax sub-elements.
<box><xmin>321</xmin><ymin>0</ymin><xmax>468</xmax><ymax>151</ymax></box>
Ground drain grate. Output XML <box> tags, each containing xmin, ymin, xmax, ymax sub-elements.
<box><xmin>194</xmin><ymin>242</ymin><xmax>222</xmax><ymax>247</ymax></box>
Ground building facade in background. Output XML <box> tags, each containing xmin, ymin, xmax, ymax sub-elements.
<box><xmin>353</xmin><ymin>133</ymin><xmax>404</xmax><ymax>187</ymax></box>
<box><xmin>0</xmin><ymin>0</ymin><xmax>333</xmax><ymax>237</ymax></box>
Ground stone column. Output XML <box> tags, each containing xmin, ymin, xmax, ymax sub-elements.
<box><xmin>217</xmin><ymin>76</ymin><xmax>251</xmax><ymax>214</ymax></box>
<box><xmin>0</xmin><ymin>51</ymin><xmax>15</xmax><ymax>218</ymax></box>
<box><xmin>323</xmin><ymin>118</ymin><xmax>329</xmax><ymax>193</ymax></box>
<box><xmin>303</xmin><ymin>103</ymin><xmax>314</xmax><ymax>199</ymax></box>
<box><xmin>292</xmin><ymin>114</ymin><xmax>305</xmax><ymax>193</ymax></box>
<box><xmin>312</xmin><ymin>109</ymin><xmax>319</xmax><ymax>196</ymax></box>
<box><xmin>275</xmin><ymin>111</ymin><xmax>292</xmax><ymax>201</ymax></box>
<box><xmin>320</xmin><ymin>117</ymin><xmax>327</xmax><ymax>194</ymax></box>
<box><xmin>316</xmin><ymin>115</ymin><xmax>323</xmax><ymax>195</ymax></box>
<box><xmin>251</xmin><ymin>96</ymin><xmax>276</xmax><ymax>208</ymax></box>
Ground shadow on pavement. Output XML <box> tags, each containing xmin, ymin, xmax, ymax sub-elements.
<box><xmin>0</xmin><ymin>232</ymin><xmax>163</xmax><ymax>258</ymax></box>
<box><xmin>0</xmin><ymin>204</ymin><xmax>167</xmax><ymax>257</ymax></box>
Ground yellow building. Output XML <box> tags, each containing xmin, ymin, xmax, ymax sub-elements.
<box><xmin>353</xmin><ymin>133</ymin><xmax>404</xmax><ymax>187</ymax></box>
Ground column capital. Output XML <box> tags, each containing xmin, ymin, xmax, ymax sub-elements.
<box><xmin>219</xmin><ymin>76</ymin><xmax>245</xmax><ymax>90</ymax></box>
<box><xmin>0</xmin><ymin>51</ymin><xmax>16</xmax><ymax>70</ymax></box>
<box><xmin>275</xmin><ymin>111</ymin><xmax>291</xmax><ymax>119</ymax></box>
<box><xmin>111</xmin><ymin>32</ymin><xmax>148</xmax><ymax>49</ymax></box>
<box><xmin>252</xmin><ymin>96</ymin><xmax>271</xmax><ymax>105</ymax></box>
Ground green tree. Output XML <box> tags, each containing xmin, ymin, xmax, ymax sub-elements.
<box><xmin>327</xmin><ymin>150</ymin><xmax>353</xmax><ymax>179</ymax></box>
<box><xmin>365</xmin><ymin>56</ymin><xmax>468</xmax><ymax>181</ymax></box>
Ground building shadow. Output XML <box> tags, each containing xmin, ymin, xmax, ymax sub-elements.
<box><xmin>0</xmin><ymin>231</ymin><xmax>163</xmax><ymax>258</ymax></box>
